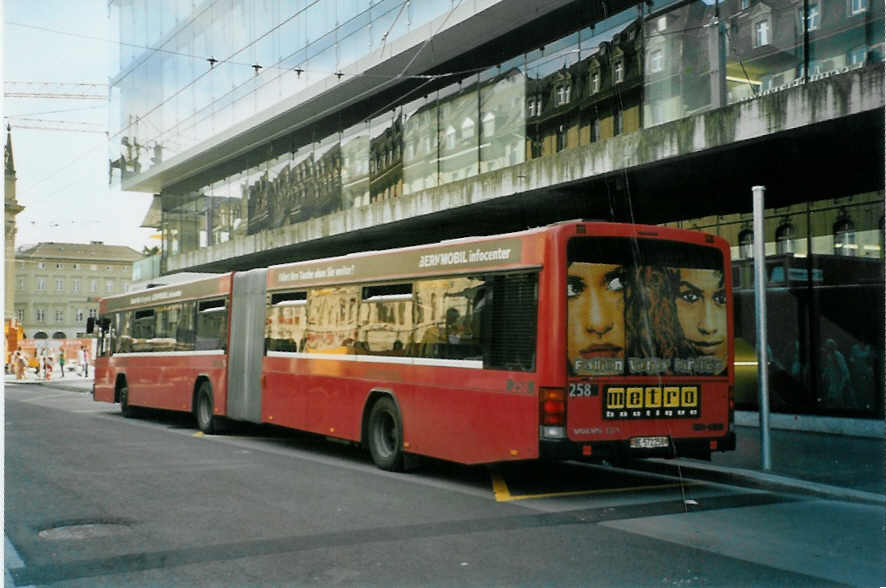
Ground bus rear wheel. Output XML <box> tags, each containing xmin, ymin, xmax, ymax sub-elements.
<box><xmin>119</xmin><ymin>385</ymin><xmax>135</xmax><ymax>418</ymax></box>
<box><xmin>195</xmin><ymin>382</ymin><xmax>217</xmax><ymax>435</ymax></box>
<box><xmin>367</xmin><ymin>397</ymin><xmax>404</xmax><ymax>472</ymax></box>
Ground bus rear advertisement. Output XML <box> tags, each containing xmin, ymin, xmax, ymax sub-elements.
<box><xmin>90</xmin><ymin>221</ymin><xmax>734</xmax><ymax>470</ymax></box>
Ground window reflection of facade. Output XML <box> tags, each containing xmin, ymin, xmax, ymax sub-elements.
<box><xmin>833</xmin><ymin>208</ymin><xmax>856</xmax><ymax>256</ymax></box>
<box><xmin>776</xmin><ymin>217</ymin><xmax>796</xmax><ymax>254</ymax></box>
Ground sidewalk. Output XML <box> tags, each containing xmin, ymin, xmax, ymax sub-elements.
<box><xmin>634</xmin><ymin>424</ymin><xmax>884</xmax><ymax>505</ymax></box>
<box><xmin>6</xmin><ymin>374</ymin><xmax>884</xmax><ymax>504</ymax></box>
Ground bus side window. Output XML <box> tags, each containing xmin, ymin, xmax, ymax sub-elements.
<box><xmin>196</xmin><ymin>299</ymin><xmax>227</xmax><ymax>351</ymax></box>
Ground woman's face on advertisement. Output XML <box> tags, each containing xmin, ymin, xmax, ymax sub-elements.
<box><xmin>567</xmin><ymin>262</ymin><xmax>625</xmax><ymax>373</ymax></box>
<box><xmin>675</xmin><ymin>268</ymin><xmax>727</xmax><ymax>363</ymax></box>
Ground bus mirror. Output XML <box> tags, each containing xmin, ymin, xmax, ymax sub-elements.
<box><xmin>86</xmin><ymin>317</ymin><xmax>95</xmax><ymax>334</ymax></box>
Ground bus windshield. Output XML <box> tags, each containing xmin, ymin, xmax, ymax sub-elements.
<box><xmin>567</xmin><ymin>237</ymin><xmax>727</xmax><ymax>377</ymax></box>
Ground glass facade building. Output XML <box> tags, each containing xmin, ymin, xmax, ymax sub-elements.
<box><xmin>109</xmin><ymin>0</ymin><xmax>884</xmax><ymax>419</ymax></box>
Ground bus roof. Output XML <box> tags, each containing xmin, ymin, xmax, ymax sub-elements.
<box><xmin>102</xmin><ymin>273</ymin><xmax>232</xmax><ymax>313</ymax></box>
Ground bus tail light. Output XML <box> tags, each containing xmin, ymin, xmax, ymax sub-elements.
<box><xmin>540</xmin><ymin>387</ymin><xmax>566</xmax><ymax>439</ymax></box>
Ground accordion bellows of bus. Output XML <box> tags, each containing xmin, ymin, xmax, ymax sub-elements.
<box><xmin>89</xmin><ymin>221</ymin><xmax>735</xmax><ymax>471</ymax></box>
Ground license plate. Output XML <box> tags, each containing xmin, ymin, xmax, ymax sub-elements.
<box><xmin>630</xmin><ymin>436</ymin><xmax>670</xmax><ymax>449</ymax></box>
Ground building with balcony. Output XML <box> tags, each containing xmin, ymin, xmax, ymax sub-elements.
<box><xmin>110</xmin><ymin>0</ymin><xmax>883</xmax><ymax>419</ymax></box>
<box><xmin>14</xmin><ymin>242</ymin><xmax>142</xmax><ymax>340</ymax></box>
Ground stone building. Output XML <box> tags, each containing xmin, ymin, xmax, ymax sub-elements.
<box><xmin>14</xmin><ymin>242</ymin><xmax>142</xmax><ymax>340</ymax></box>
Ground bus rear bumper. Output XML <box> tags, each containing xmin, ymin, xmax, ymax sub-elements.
<box><xmin>540</xmin><ymin>432</ymin><xmax>736</xmax><ymax>462</ymax></box>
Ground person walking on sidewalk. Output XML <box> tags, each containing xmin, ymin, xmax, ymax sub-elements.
<box><xmin>79</xmin><ymin>346</ymin><xmax>89</xmax><ymax>378</ymax></box>
<box><xmin>58</xmin><ymin>351</ymin><xmax>65</xmax><ymax>378</ymax></box>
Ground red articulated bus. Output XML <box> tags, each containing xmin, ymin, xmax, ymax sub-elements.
<box><xmin>91</xmin><ymin>221</ymin><xmax>735</xmax><ymax>470</ymax></box>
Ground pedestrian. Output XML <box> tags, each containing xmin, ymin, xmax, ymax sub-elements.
<box><xmin>11</xmin><ymin>350</ymin><xmax>25</xmax><ymax>380</ymax></box>
<box><xmin>80</xmin><ymin>346</ymin><xmax>89</xmax><ymax>378</ymax></box>
<box><xmin>59</xmin><ymin>351</ymin><xmax>66</xmax><ymax>378</ymax></box>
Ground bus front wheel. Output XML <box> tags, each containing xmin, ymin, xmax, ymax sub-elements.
<box><xmin>195</xmin><ymin>382</ymin><xmax>217</xmax><ymax>435</ymax></box>
<box><xmin>367</xmin><ymin>397</ymin><xmax>405</xmax><ymax>472</ymax></box>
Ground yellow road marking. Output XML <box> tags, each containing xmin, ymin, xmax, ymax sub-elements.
<box><xmin>490</xmin><ymin>471</ymin><xmax>698</xmax><ymax>502</ymax></box>
<box><xmin>193</xmin><ymin>432</ymin><xmax>204</xmax><ymax>438</ymax></box>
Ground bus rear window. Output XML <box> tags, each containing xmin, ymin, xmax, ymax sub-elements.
<box><xmin>567</xmin><ymin>237</ymin><xmax>726</xmax><ymax>377</ymax></box>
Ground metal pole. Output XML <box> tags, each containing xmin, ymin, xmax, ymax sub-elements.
<box><xmin>752</xmin><ymin>186</ymin><xmax>772</xmax><ymax>470</ymax></box>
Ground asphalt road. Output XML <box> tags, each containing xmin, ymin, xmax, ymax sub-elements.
<box><xmin>5</xmin><ymin>383</ymin><xmax>884</xmax><ymax>587</ymax></box>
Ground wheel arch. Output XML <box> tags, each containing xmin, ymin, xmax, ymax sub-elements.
<box><xmin>192</xmin><ymin>375</ymin><xmax>212</xmax><ymax>413</ymax></box>
<box><xmin>113</xmin><ymin>373</ymin><xmax>128</xmax><ymax>403</ymax></box>
<box><xmin>361</xmin><ymin>388</ymin><xmax>400</xmax><ymax>447</ymax></box>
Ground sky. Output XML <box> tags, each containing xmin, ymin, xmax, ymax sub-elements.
<box><xmin>2</xmin><ymin>0</ymin><xmax>156</xmax><ymax>253</ymax></box>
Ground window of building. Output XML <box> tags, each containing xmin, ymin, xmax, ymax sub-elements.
<box><xmin>849</xmin><ymin>46</ymin><xmax>867</xmax><ymax>65</ymax></box>
<box><xmin>445</xmin><ymin>126</ymin><xmax>456</xmax><ymax>148</ymax></box>
<box><xmin>105</xmin><ymin>265</ymin><xmax>112</xmax><ymax>271</ymax></box>
<box><xmin>614</xmin><ymin>59</ymin><xmax>624</xmax><ymax>83</ymax></box>
<box><xmin>73</xmin><ymin>263</ymin><xmax>80</xmax><ymax>270</ymax></box>
<box><xmin>36</xmin><ymin>309</ymin><xmax>45</xmax><ymax>322</ymax></box>
<box><xmin>90</xmin><ymin>264</ymin><xmax>97</xmax><ymax>271</ymax></box>
<box><xmin>56</xmin><ymin>263</ymin><xmax>64</xmax><ymax>270</ymax></box>
<box><xmin>833</xmin><ymin>208</ymin><xmax>856</xmax><ymax>256</ymax></box>
<box><xmin>76</xmin><ymin>309</ymin><xmax>85</xmax><ymax>322</ymax></box>
<box><xmin>754</xmin><ymin>20</ymin><xmax>770</xmax><ymax>47</ymax></box>
<box><xmin>657</xmin><ymin>16</ymin><xmax>667</xmax><ymax>32</ymax></box>
<box><xmin>16</xmin><ymin>278</ymin><xmax>23</xmax><ymax>290</ymax></box>
<box><xmin>590</xmin><ymin>71</ymin><xmax>600</xmax><ymax>94</ymax></box>
<box><xmin>55</xmin><ymin>310</ymin><xmax>64</xmax><ymax>322</ymax></box>
<box><xmin>740</xmin><ymin>0</ymin><xmax>749</xmax><ymax>8</ymax></box>
<box><xmin>556</xmin><ymin>84</ymin><xmax>571</xmax><ymax>106</ymax></box>
<box><xmin>55</xmin><ymin>279</ymin><xmax>64</xmax><ymax>291</ymax></box>
<box><xmin>775</xmin><ymin>217</ymin><xmax>796</xmax><ymax>254</ymax></box>
<box><xmin>37</xmin><ymin>262</ymin><xmax>45</xmax><ymax>270</ymax></box>
<box><xmin>591</xmin><ymin>118</ymin><xmax>600</xmax><ymax>143</ymax></box>
<box><xmin>481</xmin><ymin>112</ymin><xmax>495</xmax><ymax>137</ymax></box>
<box><xmin>73</xmin><ymin>279</ymin><xmax>80</xmax><ymax>292</ymax></box>
<box><xmin>88</xmin><ymin>309</ymin><xmax>97</xmax><ymax>319</ymax></box>
<box><xmin>15</xmin><ymin>309</ymin><xmax>24</xmax><ymax>322</ymax></box>
<box><xmin>613</xmin><ymin>109</ymin><xmax>623</xmax><ymax>136</ymax></box>
<box><xmin>106</xmin><ymin>280</ymin><xmax>114</xmax><ymax>293</ymax></box>
<box><xmin>556</xmin><ymin>124</ymin><xmax>567</xmax><ymax>152</ymax></box>
<box><xmin>37</xmin><ymin>278</ymin><xmax>47</xmax><ymax>290</ymax></box>
<box><xmin>738</xmin><ymin>226</ymin><xmax>754</xmax><ymax>258</ymax></box>
<box><xmin>807</xmin><ymin>3</ymin><xmax>820</xmax><ymax>30</ymax></box>
<box><xmin>650</xmin><ymin>49</ymin><xmax>664</xmax><ymax>73</ymax></box>
<box><xmin>850</xmin><ymin>0</ymin><xmax>867</xmax><ymax>14</ymax></box>
<box><xmin>461</xmin><ymin>117</ymin><xmax>475</xmax><ymax>139</ymax></box>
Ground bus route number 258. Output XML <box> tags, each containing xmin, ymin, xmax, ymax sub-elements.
<box><xmin>568</xmin><ymin>382</ymin><xmax>597</xmax><ymax>398</ymax></box>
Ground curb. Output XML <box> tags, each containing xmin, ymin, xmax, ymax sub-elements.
<box><xmin>634</xmin><ymin>457</ymin><xmax>886</xmax><ymax>506</ymax></box>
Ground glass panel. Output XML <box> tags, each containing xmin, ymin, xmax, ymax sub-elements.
<box><xmin>437</xmin><ymin>78</ymin><xmax>479</xmax><ymax>186</ymax></box>
<box><xmin>723</xmin><ymin>0</ymin><xmax>804</xmax><ymax>104</ymax></box>
<box><xmin>341</xmin><ymin>121</ymin><xmax>370</xmax><ymax>208</ymax></box>
<box><xmin>266</xmin><ymin>293</ymin><xmax>308</xmax><ymax>351</ymax></box>
<box><xmin>267</xmin><ymin>154</ymin><xmax>294</xmax><ymax>230</ymax></box>
<box><xmin>479</xmin><ymin>58</ymin><xmax>526</xmax><ymax>173</ymax></box>
<box><xmin>288</xmin><ymin>143</ymin><xmax>314</xmax><ymax>224</ymax></box>
<box><xmin>809</xmin><ymin>0</ymin><xmax>884</xmax><ymax>76</ymax></box>
<box><xmin>315</xmin><ymin>132</ymin><xmax>343</xmax><ymax>216</ymax></box>
<box><xmin>369</xmin><ymin>109</ymin><xmax>404</xmax><ymax>203</ymax></box>
<box><xmin>402</xmin><ymin>94</ymin><xmax>438</xmax><ymax>195</ymax></box>
<box><xmin>305</xmin><ymin>285</ymin><xmax>361</xmax><ymax>353</ymax></box>
<box><xmin>246</xmin><ymin>160</ymin><xmax>272</xmax><ymax>235</ymax></box>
